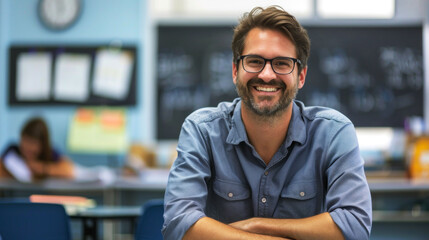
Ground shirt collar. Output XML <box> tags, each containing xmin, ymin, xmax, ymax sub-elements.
<box><xmin>284</xmin><ymin>100</ymin><xmax>307</xmax><ymax>147</ymax></box>
<box><xmin>226</xmin><ymin>100</ymin><xmax>307</xmax><ymax>147</ymax></box>
<box><xmin>226</xmin><ymin>99</ymin><xmax>248</xmax><ymax>145</ymax></box>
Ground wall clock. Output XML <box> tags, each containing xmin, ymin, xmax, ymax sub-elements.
<box><xmin>38</xmin><ymin>0</ymin><xmax>81</xmax><ymax>30</ymax></box>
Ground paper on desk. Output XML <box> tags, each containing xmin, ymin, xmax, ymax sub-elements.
<box><xmin>30</xmin><ymin>194</ymin><xmax>96</xmax><ymax>215</ymax></box>
<box><xmin>3</xmin><ymin>151</ymin><xmax>32</xmax><ymax>182</ymax></box>
<box><xmin>92</xmin><ymin>49</ymin><xmax>133</xmax><ymax>100</ymax></box>
<box><xmin>139</xmin><ymin>169</ymin><xmax>169</xmax><ymax>184</ymax></box>
<box><xmin>74</xmin><ymin>164</ymin><xmax>116</xmax><ymax>185</ymax></box>
<box><xmin>53</xmin><ymin>53</ymin><xmax>91</xmax><ymax>102</ymax></box>
<box><xmin>16</xmin><ymin>52</ymin><xmax>52</xmax><ymax>101</ymax></box>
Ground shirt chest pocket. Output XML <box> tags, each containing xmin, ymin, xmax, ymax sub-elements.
<box><xmin>274</xmin><ymin>181</ymin><xmax>321</xmax><ymax>218</ymax></box>
<box><xmin>211</xmin><ymin>179</ymin><xmax>253</xmax><ymax>223</ymax></box>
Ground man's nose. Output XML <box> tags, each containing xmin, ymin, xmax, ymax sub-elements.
<box><xmin>258</xmin><ymin>61</ymin><xmax>277</xmax><ymax>82</ymax></box>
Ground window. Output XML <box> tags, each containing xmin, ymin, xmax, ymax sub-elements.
<box><xmin>317</xmin><ymin>0</ymin><xmax>395</xmax><ymax>19</ymax></box>
<box><xmin>150</xmin><ymin>0</ymin><xmax>313</xmax><ymax>19</ymax></box>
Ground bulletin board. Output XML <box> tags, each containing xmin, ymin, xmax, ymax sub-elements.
<box><xmin>8</xmin><ymin>45</ymin><xmax>137</xmax><ymax>106</ymax></box>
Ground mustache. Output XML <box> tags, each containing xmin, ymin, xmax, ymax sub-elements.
<box><xmin>247</xmin><ymin>78</ymin><xmax>286</xmax><ymax>89</ymax></box>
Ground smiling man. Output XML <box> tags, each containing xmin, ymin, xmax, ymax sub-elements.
<box><xmin>162</xmin><ymin>6</ymin><xmax>372</xmax><ymax>240</ymax></box>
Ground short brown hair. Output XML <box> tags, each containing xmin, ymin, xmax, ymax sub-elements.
<box><xmin>232</xmin><ymin>6</ymin><xmax>310</xmax><ymax>73</ymax></box>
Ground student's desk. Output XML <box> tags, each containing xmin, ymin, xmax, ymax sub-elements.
<box><xmin>369</xmin><ymin>177</ymin><xmax>429</xmax><ymax>219</ymax></box>
<box><xmin>69</xmin><ymin>206</ymin><xmax>141</xmax><ymax>240</ymax></box>
<box><xmin>0</xmin><ymin>178</ymin><xmax>116</xmax><ymax>207</ymax></box>
<box><xmin>0</xmin><ymin>172</ymin><xmax>168</xmax><ymax>204</ymax></box>
<box><xmin>368</xmin><ymin>178</ymin><xmax>429</xmax><ymax>192</ymax></box>
<box><xmin>0</xmin><ymin>172</ymin><xmax>167</xmax><ymax>239</ymax></box>
<box><xmin>368</xmin><ymin>178</ymin><xmax>429</xmax><ymax>239</ymax></box>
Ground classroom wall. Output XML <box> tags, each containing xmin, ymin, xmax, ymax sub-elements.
<box><xmin>1</xmin><ymin>0</ymin><xmax>429</xmax><ymax>166</ymax></box>
<box><xmin>0</xmin><ymin>0</ymin><xmax>150</xmax><ymax>165</ymax></box>
<box><xmin>0</xmin><ymin>1</ymin><xmax>7</xmax><ymax>155</ymax></box>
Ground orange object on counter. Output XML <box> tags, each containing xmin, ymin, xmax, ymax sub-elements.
<box><xmin>409</xmin><ymin>136</ymin><xmax>429</xmax><ymax>179</ymax></box>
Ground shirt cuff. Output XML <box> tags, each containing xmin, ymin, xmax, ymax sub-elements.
<box><xmin>163</xmin><ymin>210</ymin><xmax>206</xmax><ymax>240</ymax></box>
<box><xmin>330</xmin><ymin>210</ymin><xmax>370</xmax><ymax>240</ymax></box>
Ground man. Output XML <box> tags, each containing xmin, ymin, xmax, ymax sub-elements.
<box><xmin>162</xmin><ymin>6</ymin><xmax>372</xmax><ymax>240</ymax></box>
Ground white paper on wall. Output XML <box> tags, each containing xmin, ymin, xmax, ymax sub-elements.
<box><xmin>92</xmin><ymin>49</ymin><xmax>133</xmax><ymax>100</ymax></box>
<box><xmin>53</xmin><ymin>53</ymin><xmax>91</xmax><ymax>102</ymax></box>
<box><xmin>16</xmin><ymin>52</ymin><xmax>52</xmax><ymax>101</ymax></box>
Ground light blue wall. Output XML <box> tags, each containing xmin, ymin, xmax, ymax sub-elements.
<box><xmin>0</xmin><ymin>0</ymin><xmax>147</xmax><ymax>165</ymax></box>
<box><xmin>0</xmin><ymin>1</ymin><xmax>8</xmax><ymax>156</ymax></box>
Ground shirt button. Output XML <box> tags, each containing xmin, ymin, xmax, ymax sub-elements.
<box><xmin>261</xmin><ymin>197</ymin><xmax>267</xmax><ymax>203</ymax></box>
<box><xmin>228</xmin><ymin>192</ymin><xmax>234</xmax><ymax>198</ymax></box>
<box><xmin>300</xmin><ymin>192</ymin><xmax>305</xmax><ymax>197</ymax></box>
<box><xmin>264</xmin><ymin>171</ymin><xmax>269</xmax><ymax>176</ymax></box>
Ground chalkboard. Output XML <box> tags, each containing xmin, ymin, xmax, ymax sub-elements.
<box><xmin>157</xmin><ymin>25</ymin><xmax>423</xmax><ymax>140</ymax></box>
<box><xmin>157</xmin><ymin>26</ymin><xmax>237</xmax><ymax>139</ymax></box>
<box><xmin>9</xmin><ymin>45</ymin><xmax>137</xmax><ymax>106</ymax></box>
<box><xmin>301</xmin><ymin>26</ymin><xmax>423</xmax><ymax>128</ymax></box>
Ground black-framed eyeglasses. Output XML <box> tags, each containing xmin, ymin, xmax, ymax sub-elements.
<box><xmin>237</xmin><ymin>55</ymin><xmax>302</xmax><ymax>75</ymax></box>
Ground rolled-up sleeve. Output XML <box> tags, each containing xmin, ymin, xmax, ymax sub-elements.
<box><xmin>162</xmin><ymin>117</ymin><xmax>211</xmax><ymax>240</ymax></box>
<box><xmin>325</xmin><ymin>123</ymin><xmax>372</xmax><ymax>240</ymax></box>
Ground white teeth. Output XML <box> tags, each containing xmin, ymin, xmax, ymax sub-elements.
<box><xmin>256</xmin><ymin>86</ymin><xmax>277</xmax><ymax>92</ymax></box>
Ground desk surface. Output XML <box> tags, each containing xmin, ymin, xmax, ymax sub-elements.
<box><xmin>69</xmin><ymin>206</ymin><xmax>141</xmax><ymax>219</ymax></box>
<box><xmin>0</xmin><ymin>170</ymin><xmax>169</xmax><ymax>192</ymax></box>
<box><xmin>368</xmin><ymin>178</ymin><xmax>429</xmax><ymax>192</ymax></box>
<box><xmin>0</xmin><ymin>178</ymin><xmax>112</xmax><ymax>191</ymax></box>
<box><xmin>1</xmin><ymin>170</ymin><xmax>429</xmax><ymax>193</ymax></box>
<box><xmin>68</xmin><ymin>205</ymin><xmax>141</xmax><ymax>240</ymax></box>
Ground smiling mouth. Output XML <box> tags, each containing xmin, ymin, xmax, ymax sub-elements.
<box><xmin>254</xmin><ymin>86</ymin><xmax>280</xmax><ymax>92</ymax></box>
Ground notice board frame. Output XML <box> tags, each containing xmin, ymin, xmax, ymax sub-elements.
<box><xmin>8</xmin><ymin>45</ymin><xmax>138</xmax><ymax>106</ymax></box>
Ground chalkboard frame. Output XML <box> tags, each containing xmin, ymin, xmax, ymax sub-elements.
<box><xmin>8</xmin><ymin>45</ymin><xmax>138</xmax><ymax>106</ymax></box>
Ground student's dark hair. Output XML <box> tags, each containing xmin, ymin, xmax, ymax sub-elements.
<box><xmin>21</xmin><ymin>117</ymin><xmax>53</xmax><ymax>163</ymax></box>
<box><xmin>232</xmin><ymin>6</ymin><xmax>311</xmax><ymax>73</ymax></box>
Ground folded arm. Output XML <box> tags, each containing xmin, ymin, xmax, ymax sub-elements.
<box><xmin>229</xmin><ymin>212</ymin><xmax>344</xmax><ymax>240</ymax></box>
<box><xmin>184</xmin><ymin>217</ymin><xmax>291</xmax><ymax>240</ymax></box>
<box><xmin>27</xmin><ymin>156</ymin><xmax>74</xmax><ymax>179</ymax></box>
<box><xmin>45</xmin><ymin>156</ymin><xmax>75</xmax><ymax>178</ymax></box>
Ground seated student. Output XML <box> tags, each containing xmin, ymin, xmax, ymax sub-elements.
<box><xmin>0</xmin><ymin>117</ymin><xmax>74</xmax><ymax>181</ymax></box>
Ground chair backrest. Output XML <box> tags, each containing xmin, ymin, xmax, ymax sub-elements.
<box><xmin>0</xmin><ymin>197</ymin><xmax>30</xmax><ymax>203</ymax></box>
<box><xmin>135</xmin><ymin>199</ymin><xmax>165</xmax><ymax>240</ymax></box>
<box><xmin>0</xmin><ymin>202</ymin><xmax>71</xmax><ymax>240</ymax></box>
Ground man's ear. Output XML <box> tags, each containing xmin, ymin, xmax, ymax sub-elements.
<box><xmin>298</xmin><ymin>66</ymin><xmax>307</xmax><ymax>89</ymax></box>
<box><xmin>232</xmin><ymin>62</ymin><xmax>238</xmax><ymax>85</ymax></box>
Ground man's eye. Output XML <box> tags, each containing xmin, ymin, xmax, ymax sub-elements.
<box><xmin>247</xmin><ymin>58</ymin><xmax>263</xmax><ymax>65</ymax></box>
<box><xmin>275</xmin><ymin>60</ymin><xmax>291</xmax><ymax>67</ymax></box>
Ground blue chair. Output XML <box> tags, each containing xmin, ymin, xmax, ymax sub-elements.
<box><xmin>135</xmin><ymin>199</ymin><xmax>164</xmax><ymax>240</ymax></box>
<box><xmin>0</xmin><ymin>202</ymin><xmax>71</xmax><ymax>240</ymax></box>
<box><xmin>0</xmin><ymin>197</ymin><xmax>30</xmax><ymax>203</ymax></box>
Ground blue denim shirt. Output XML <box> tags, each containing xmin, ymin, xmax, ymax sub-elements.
<box><xmin>162</xmin><ymin>98</ymin><xmax>372</xmax><ymax>240</ymax></box>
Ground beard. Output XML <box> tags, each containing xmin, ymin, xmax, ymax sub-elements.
<box><xmin>235</xmin><ymin>74</ymin><xmax>299</xmax><ymax>118</ymax></box>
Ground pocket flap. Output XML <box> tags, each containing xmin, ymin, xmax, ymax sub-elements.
<box><xmin>281</xmin><ymin>181</ymin><xmax>318</xmax><ymax>200</ymax></box>
<box><xmin>213</xmin><ymin>179</ymin><xmax>250</xmax><ymax>201</ymax></box>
